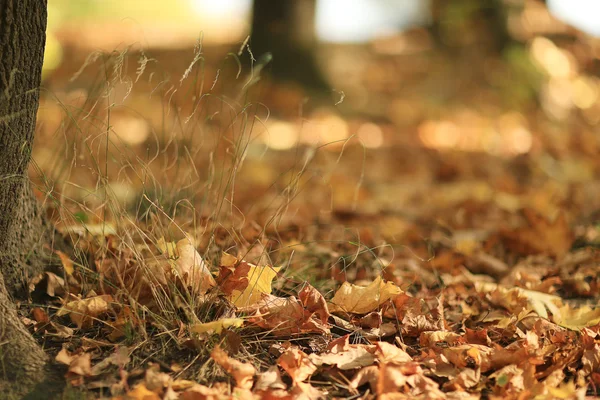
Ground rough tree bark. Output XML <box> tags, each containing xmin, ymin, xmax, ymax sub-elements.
<box><xmin>0</xmin><ymin>0</ymin><xmax>51</xmax><ymax>391</ymax></box>
<box><xmin>249</xmin><ymin>0</ymin><xmax>329</xmax><ymax>93</ymax></box>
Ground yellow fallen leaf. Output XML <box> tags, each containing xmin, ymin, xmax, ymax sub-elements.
<box><xmin>553</xmin><ymin>305</ymin><xmax>600</xmax><ymax>331</ymax></box>
<box><xmin>190</xmin><ymin>318</ymin><xmax>244</xmax><ymax>334</ymax></box>
<box><xmin>475</xmin><ymin>282</ymin><xmax>562</xmax><ymax>319</ymax></box>
<box><xmin>55</xmin><ymin>250</ymin><xmax>74</xmax><ymax>276</ymax></box>
<box><xmin>156</xmin><ymin>237</ymin><xmax>178</xmax><ymax>257</ymax></box>
<box><xmin>329</xmin><ymin>277</ymin><xmax>403</xmax><ymax>314</ymax></box>
<box><xmin>223</xmin><ymin>253</ymin><xmax>281</xmax><ymax>307</ymax></box>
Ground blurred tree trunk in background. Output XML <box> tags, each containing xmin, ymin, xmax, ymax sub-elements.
<box><xmin>0</xmin><ymin>0</ymin><xmax>53</xmax><ymax>393</ymax></box>
<box><xmin>249</xmin><ymin>0</ymin><xmax>330</xmax><ymax>94</ymax></box>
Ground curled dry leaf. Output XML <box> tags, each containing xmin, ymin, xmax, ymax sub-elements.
<box><xmin>57</xmin><ymin>294</ymin><xmax>113</xmax><ymax>329</ymax></box>
<box><xmin>375</xmin><ymin>342</ymin><xmax>413</xmax><ymax>364</ymax></box>
<box><xmin>278</xmin><ymin>346</ymin><xmax>322</xmax><ymax>399</ymax></box>
<box><xmin>278</xmin><ymin>346</ymin><xmax>317</xmax><ymax>383</ymax></box>
<box><xmin>329</xmin><ymin>276</ymin><xmax>403</xmax><ymax>314</ymax></box>
<box><xmin>247</xmin><ymin>294</ymin><xmax>330</xmax><ymax>336</ymax></box>
<box><xmin>171</xmin><ymin>237</ymin><xmax>216</xmax><ymax>294</ymax></box>
<box><xmin>309</xmin><ymin>344</ymin><xmax>376</xmax><ymax>370</ymax></box>
<box><xmin>299</xmin><ymin>283</ymin><xmax>330</xmax><ymax>325</ymax></box>
<box><xmin>211</xmin><ymin>345</ymin><xmax>256</xmax><ymax>390</ymax></box>
<box><xmin>55</xmin><ymin>250</ymin><xmax>75</xmax><ymax>276</ymax></box>
<box><xmin>377</xmin><ymin>362</ymin><xmax>445</xmax><ymax>399</ymax></box>
<box><xmin>55</xmin><ymin>347</ymin><xmax>92</xmax><ymax>386</ymax></box>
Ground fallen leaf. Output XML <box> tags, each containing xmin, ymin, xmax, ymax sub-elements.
<box><xmin>55</xmin><ymin>250</ymin><xmax>75</xmax><ymax>276</ymax></box>
<box><xmin>57</xmin><ymin>294</ymin><xmax>114</xmax><ymax>329</ymax></box>
<box><xmin>329</xmin><ymin>277</ymin><xmax>403</xmax><ymax>314</ymax></box>
<box><xmin>309</xmin><ymin>344</ymin><xmax>376</xmax><ymax>370</ymax></box>
<box><xmin>221</xmin><ymin>253</ymin><xmax>281</xmax><ymax>307</ymax></box>
<box><xmin>190</xmin><ymin>317</ymin><xmax>244</xmax><ymax>334</ymax></box>
<box><xmin>211</xmin><ymin>345</ymin><xmax>256</xmax><ymax>390</ymax></box>
<box><xmin>501</xmin><ymin>209</ymin><xmax>573</xmax><ymax>258</ymax></box>
<box><xmin>553</xmin><ymin>305</ymin><xmax>600</xmax><ymax>331</ymax></box>
<box><xmin>172</xmin><ymin>238</ymin><xmax>216</xmax><ymax>294</ymax></box>
<box><xmin>121</xmin><ymin>383</ymin><xmax>161</xmax><ymax>400</ymax></box>
<box><xmin>278</xmin><ymin>346</ymin><xmax>317</xmax><ymax>383</ymax></box>
<box><xmin>247</xmin><ymin>294</ymin><xmax>330</xmax><ymax>335</ymax></box>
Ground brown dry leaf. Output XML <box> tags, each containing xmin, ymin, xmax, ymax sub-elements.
<box><xmin>91</xmin><ymin>346</ymin><xmax>130</xmax><ymax>376</ymax></box>
<box><xmin>476</xmin><ymin>282</ymin><xmax>562</xmax><ymax>320</ymax></box>
<box><xmin>172</xmin><ymin>238</ymin><xmax>216</xmax><ymax>294</ymax></box>
<box><xmin>55</xmin><ymin>250</ymin><xmax>74</xmax><ymax>276</ymax></box>
<box><xmin>278</xmin><ymin>346</ymin><xmax>322</xmax><ymax>400</ymax></box>
<box><xmin>489</xmin><ymin>365</ymin><xmax>526</xmax><ymax>395</ymax></box>
<box><xmin>442</xmin><ymin>344</ymin><xmax>493</xmax><ymax>370</ymax></box>
<box><xmin>217</xmin><ymin>253</ymin><xmax>252</xmax><ymax>295</ymax></box>
<box><xmin>32</xmin><ymin>307</ymin><xmax>49</xmax><ymax>324</ymax></box>
<box><xmin>309</xmin><ymin>344</ymin><xmax>376</xmax><ymax>370</ymax></box>
<box><xmin>420</xmin><ymin>331</ymin><xmax>463</xmax><ymax>348</ymax></box>
<box><xmin>350</xmin><ymin>365</ymin><xmax>379</xmax><ymax>392</ymax></box>
<box><xmin>278</xmin><ymin>346</ymin><xmax>317</xmax><ymax>383</ymax></box>
<box><xmin>179</xmin><ymin>383</ymin><xmax>227</xmax><ymax>399</ymax></box>
<box><xmin>107</xmin><ymin>305</ymin><xmax>143</xmax><ymax>341</ymax></box>
<box><xmin>502</xmin><ymin>209</ymin><xmax>573</xmax><ymax>258</ymax></box>
<box><xmin>329</xmin><ymin>277</ymin><xmax>403</xmax><ymax>314</ymax></box>
<box><xmin>298</xmin><ymin>283</ymin><xmax>330</xmax><ymax>325</ymax></box>
<box><xmin>246</xmin><ymin>294</ymin><xmax>330</xmax><ymax>336</ymax></box>
<box><xmin>55</xmin><ymin>347</ymin><xmax>75</xmax><ymax>366</ymax></box>
<box><xmin>375</xmin><ymin>342</ymin><xmax>413</xmax><ymax>364</ymax></box>
<box><xmin>211</xmin><ymin>345</ymin><xmax>256</xmax><ymax>390</ymax></box>
<box><xmin>377</xmin><ymin>362</ymin><xmax>445</xmax><ymax>399</ymax></box>
<box><xmin>56</xmin><ymin>347</ymin><xmax>92</xmax><ymax>385</ymax></box>
<box><xmin>57</xmin><ymin>294</ymin><xmax>113</xmax><ymax>329</ymax></box>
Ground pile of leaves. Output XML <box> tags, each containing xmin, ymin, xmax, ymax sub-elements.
<box><xmin>24</xmin><ymin>194</ymin><xmax>600</xmax><ymax>399</ymax></box>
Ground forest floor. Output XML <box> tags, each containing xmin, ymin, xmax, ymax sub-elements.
<box><xmin>23</xmin><ymin>38</ymin><xmax>600</xmax><ymax>399</ymax></box>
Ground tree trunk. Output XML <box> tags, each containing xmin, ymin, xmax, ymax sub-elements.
<box><xmin>249</xmin><ymin>0</ymin><xmax>329</xmax><ymax>93</ymax></box>
<box><xmin>0</xmin><ymin>0</ymin><xmax>50</xmax><ymax>390</ymax></box>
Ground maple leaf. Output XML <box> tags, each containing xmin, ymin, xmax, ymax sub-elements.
<box><xmin>552</xmin><ymin>305</ymin><xmax>600</xmax><ymax>331</ymax></box>
<box><xmin>247</xmin><ymin>294</ymin><xmax>330</xmax><ymax>335</ymax></box>
<box><xmin>309</xmin><ymin>344</ymin><xmax>376</xmax><ymax>370</ymax></box>
<box><xmin>220</xmin><ymin>253</ymin><xmax>281</xmax><ymax>307</ymax></box>
<box><xmin>329</xmin><ymin>276</ymin><xmax>403</xmax><ymax>314</ymax></box>
<box><xmin>217</xmin><ymin>253</ymin><xmax>252</xmax><ymax>295</ymax></box>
